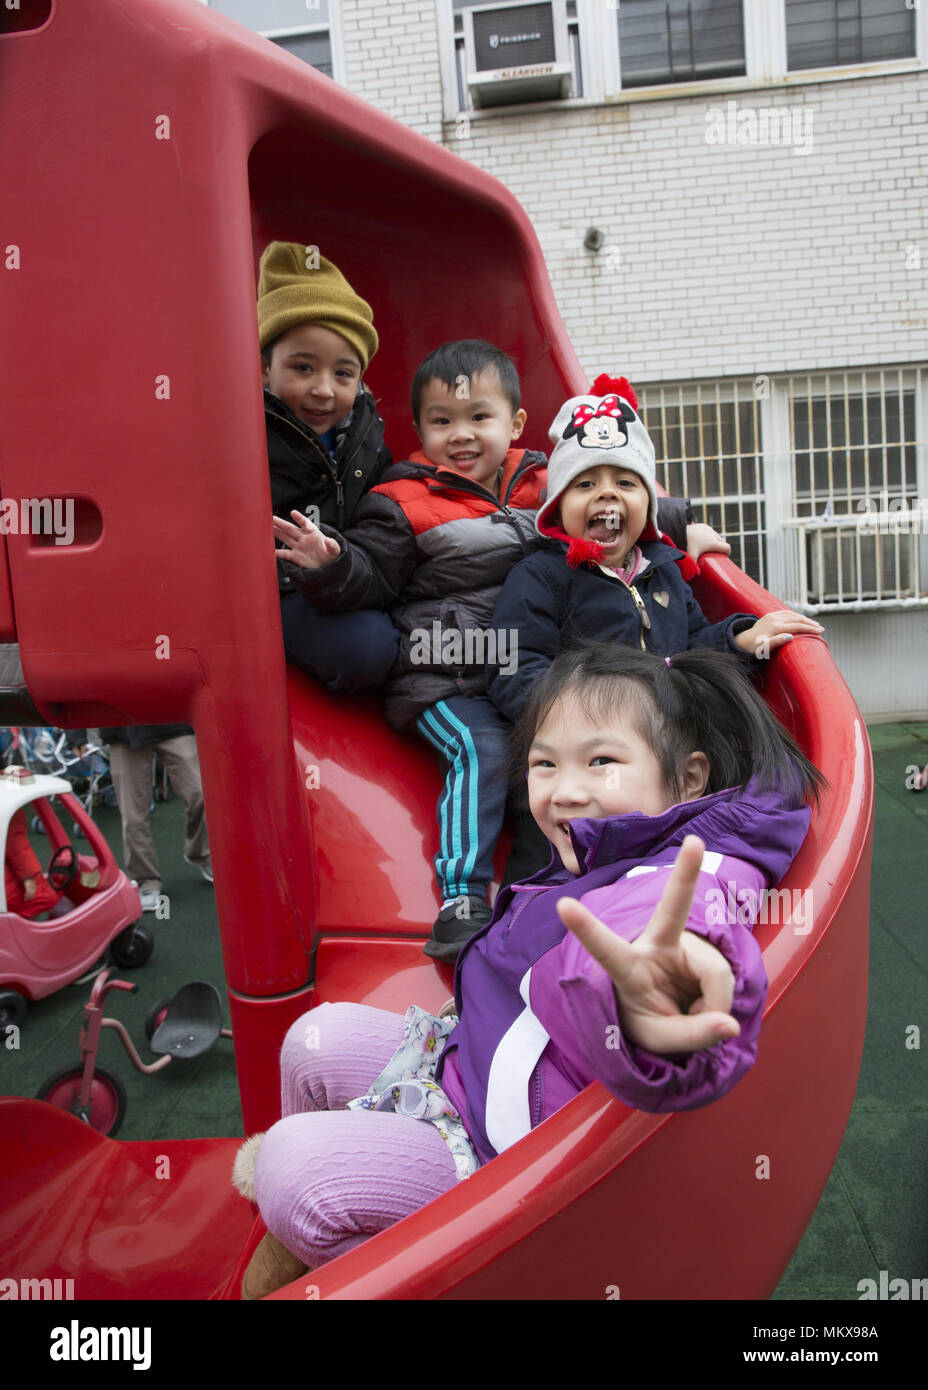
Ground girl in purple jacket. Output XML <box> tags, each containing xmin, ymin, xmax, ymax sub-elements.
<box><xmin>236</xmin><ymin>643</ymin><xmax>824</xmax><ymax>1298</ymax></box>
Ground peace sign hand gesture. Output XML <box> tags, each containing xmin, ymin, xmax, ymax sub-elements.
<box><xmin>556</xmin><ymin>835</ymin><xmax>740</xmax><ymax>1056</ymax></box>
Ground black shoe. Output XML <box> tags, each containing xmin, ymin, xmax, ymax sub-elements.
<box><xmin>423</xmin><ymin>896</ymin><xmax>493</xmax><ymax>963</ymax></box>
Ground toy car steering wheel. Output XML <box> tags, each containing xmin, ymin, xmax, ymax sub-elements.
<box><xmin>47</xmin><ymin>844</ymin><xmax>78</xmax><ymax>891</ymax></box>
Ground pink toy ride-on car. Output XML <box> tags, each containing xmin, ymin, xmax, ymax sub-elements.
<box><xmin>0</xmin><ymin>765</ymin><xmax>152</xmax><ymax>1032</ymax></box>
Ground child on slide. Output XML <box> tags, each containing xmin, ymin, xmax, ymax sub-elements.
<box><xmin>234</xmin><ymin>640</ymin><xmax>825</xmax><ymax>1298</ymax></box>
<box><xmin>488</xmin><ymin>374</ymin><xmax>824</xmax><ymax>726</ymax></box>
<box><xmin>484</xmin><ymin>373</ymin><xmax>824</xmax><ymax>882</ymax></box>
<box><xmin>258</xmin><ymin>240</ymin><xmax>397</xmax><ymax>690</ymax></box>
<box><xmin>273</xmin><ymin>343</ymin><xmax>730</xmax><ymax>958</ymax></box>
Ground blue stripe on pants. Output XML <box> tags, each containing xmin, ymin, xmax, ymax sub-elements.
<box><xmin>416</xmin><ymin>696</ymin><xmax>511</xmax><ymax>901</ymax></box>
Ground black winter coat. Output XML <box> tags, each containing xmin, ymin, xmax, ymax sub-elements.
<box><xmin>287</xmin><ymin>443</ymin><xmax>695</xmax><ymax>730</ymax></box>
<box><xmin>487</xmin><ymin>538</ymin><xmax>757</xmax><ymax>723</ymax></box>
<box><xmin>266</xmin><ymin>386</ymin><xmax>392</xmax><ymax>596</ymax></box>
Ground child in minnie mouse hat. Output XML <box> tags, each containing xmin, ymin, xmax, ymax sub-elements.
<box><xmin>487</xmin><ymin>372</ymin><xmax>825</xmax><ymax>728</ymax></box>
<box><xmin>535</xmin><ymin>374</ymin><xmax>662</xmax><ymax>570</ymax></box>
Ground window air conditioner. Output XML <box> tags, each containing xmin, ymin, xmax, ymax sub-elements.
<box><xmin>807</xmin><ymin>526</ymin><xmax>915</xmax><ymax>604</ymax></box>
<box><xmin>462</xmin><ymin>0</ymin><xmax>572</xmax><ymax>108</ymax></box>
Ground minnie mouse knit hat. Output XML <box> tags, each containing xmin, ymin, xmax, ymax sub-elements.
<box><xmin>257</xmin><ymin>241</ymin><xmax>378</xmax><ymax>368</ymax></box>
<box><xmin>536</xmin><ymin>375</ymin><xmax>658</xmax><ymax>539</ymax></box>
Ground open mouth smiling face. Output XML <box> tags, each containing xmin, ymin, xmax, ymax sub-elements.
<box><xmin>526</xmin><ymin>697</ymin><xmax>678</xmax><ymax>876</ymax></box>
<box><xmin>558</xmin><ymin>465</ymin><xmax>649</xmax><ymax>562</ymax></box>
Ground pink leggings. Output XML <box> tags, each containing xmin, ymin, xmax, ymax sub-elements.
<box><xmin>253</xmin><ymin>1002</ymin><xmax>459</xmax><ymax>1268</ymax></box>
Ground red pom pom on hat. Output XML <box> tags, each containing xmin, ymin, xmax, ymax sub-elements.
<box><xmin>590</xmin><ymin>374</ymin><xmax>638</xmax><ymax>413</ymax></box>
<box><xmin>564</xmin><ymin>537</ymin><xmax>607</xmax><ymax>569</ymax></box>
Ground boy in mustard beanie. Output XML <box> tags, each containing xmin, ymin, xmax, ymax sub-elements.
<box><xmin>258</xmin><ymin>241</ymin><xmax>398</xmax><ymax>690</ymax></box>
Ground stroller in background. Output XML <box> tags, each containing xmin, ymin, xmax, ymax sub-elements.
<box><xmin>0</xmin><ymin>728</ymin><xmax>116</xmax><ymax>836</ymax></box>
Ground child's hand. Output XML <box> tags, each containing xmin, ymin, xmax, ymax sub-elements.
<box><xmin>734</xmin><ymin>609</ymin><xmax>824</xmax><ymax>657</ymax></box>
<box><xmin>23</xmin><ymin>877</ymin><xmax>37</xmax><ymax>901</ymax></box>
<box><xmin>272</xmin><ymin>511</ymin><xmax>341</xmax><ymax>571</ymax></box>
<box><xmin>685</xmin><ymin>522</ymin><xmax>731</xmax><ymax>562</ymax></box>
<box><xmin>556</xmin><ymin>835</ymin><xmax>740</xmax><ymax>1054</ymax></box>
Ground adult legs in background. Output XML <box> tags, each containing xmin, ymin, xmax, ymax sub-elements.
<box><xmin>108</xmin><ymin>741</ymin><xmax>161</xmax><ymax>893</ymax></box>
<box><xmin>153</xmin><ymin>733</ymin><xmax>209</xmax><ymax>872</ymax></box>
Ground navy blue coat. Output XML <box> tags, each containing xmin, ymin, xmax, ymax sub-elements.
<box><xmin>487</xmin><ymin>538</ymin><xmax>757</xmax><ymax>723</ymax></box>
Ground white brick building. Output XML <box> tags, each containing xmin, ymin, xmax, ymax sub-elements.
<box><xmin>207</xmin><ymin>0</ymin><xmax>928</xmax><ymax>718</ymax></box>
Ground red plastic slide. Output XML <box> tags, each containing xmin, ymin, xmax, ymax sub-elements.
<box><xmin>0</xmin><ymin>0</ymin><xmax>871</xmax><ymax>1299</ymax></box>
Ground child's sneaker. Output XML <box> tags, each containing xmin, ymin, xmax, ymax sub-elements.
<box><xmin>131</xmin><ymin>880</ymin><xmax>160</xmax><ymax>912</ymax></box>
<box><xmin>185</xmin><ymin>855</ymin><xmax>214</xmax><ymax>884</ymax></box>
<box><xmin>423</xmin><ymin>896</ymin><xmax>493</xmax><ymax>962</ymax></box>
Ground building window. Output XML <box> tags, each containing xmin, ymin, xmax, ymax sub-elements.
<box><xmin>445</xmin><ymin>0</ymin><xmax>922</xmax><ymax>113</ymax></box>
<box><xmin>785</xmin><ymin>0</ymin><xmax>916</xmax><ymax>72</ymax></box>
<box><xmin>787</xmin><ymin>371</ymin><xmax>924</xmax><ymax>607</ymax></box>
<box><xmin>268</xmin><ymin>30</ymin><xmax>333</xmax><ymax>78</ymax></box>
<box><xmin>640</xmin><ymin>368</ymin><xmax>928</xmax><ymax>611</ymax></box>
<box><xmin>207</xmin><ymin>0</ymin><xmax>336</xmax><ymax>80</ymax></box>
<box><xmin>639</xmin><ymin>381</ymin><xmax>766</xmax><ymax>589</ymax></box>
<box><xmin>616</xmin><ymin>0</ymin><xmax>746</xmax><ymax>89</ymax></box>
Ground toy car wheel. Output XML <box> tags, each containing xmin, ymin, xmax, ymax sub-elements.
<box><xmin>108</xmin><ymin>922</ymin><xmax>154</xmax><ymax>969</ymax></box>
<box><xmin>0</xmin><ymin>989</ymin><xmax>28</xmax><ymax>1030</ymax></box>
<box><xmin>36</xmin><ymin>1065</ymin><xmax>127</xmax><ymax>1137</ymax></box>
<box><xmin>31</xmin><ymin>814</ymin><xmax>47</xmax><ymax>835</ymax></box>
<box><xmin>144</xmin><ymin>996</ymin><xmax>173</xmax><ymax>1044</ymax></box>
<box><xmin>72</xmin><ymin>820</ymin><xmax>87</xmax><ymax>839</ymax></box>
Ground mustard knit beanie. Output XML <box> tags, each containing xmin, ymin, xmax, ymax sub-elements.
<box><xmin>257</xmin><ymin>242</ymin><xmax>378</xmax><ymax>369</ymax></box>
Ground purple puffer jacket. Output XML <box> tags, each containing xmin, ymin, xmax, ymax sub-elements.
<box><xmin>436</xmin><ymin>781</ymin><xmax>811</xmax><ymax>1165</ymax></box>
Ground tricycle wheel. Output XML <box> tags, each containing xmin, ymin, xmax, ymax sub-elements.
<box><xmin>109</xmin><ymin>922</ymin><xmax>154</xmax><ymax>969</ymax></box>
<box><xmin>145</xmin><ymin>996</ymin><xmax>173</xmax><ymax>1044</ymax></box>
<box><xmin>0</xmin><ymin>989</ymin><xmax>28</xmax><ymax>1030</ymax></box>
<box><xmin>36</xmin><ymin>1064</ymin><xmax>127</xmax><ymax>1136</ymax></box>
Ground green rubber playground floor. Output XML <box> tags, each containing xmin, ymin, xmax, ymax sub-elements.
<box><xmin>2</xmin><ymin>720</ymin><xmax>926</xmax><ymax>1300</ymax></box>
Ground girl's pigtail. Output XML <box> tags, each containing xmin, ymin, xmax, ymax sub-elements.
<box><xmin>509</xmin><ymin>642</ymin><xmax>826</xmax><ymax>814</ymax></box>
<box><xmin>666</xmin><ymin>649</ymin><xmax>826</xmax><ymax>807</ymax></box>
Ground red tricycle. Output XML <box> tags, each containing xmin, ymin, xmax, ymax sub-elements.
<box><xmin>0</xmin><ymin>765</ymin><xmax>153</xmax><ymax>1032</ymax></box>
<box><xmin>36</xmin><ymin>969</ymin><xmax>231</xmax><ymax>1138</ymax></box>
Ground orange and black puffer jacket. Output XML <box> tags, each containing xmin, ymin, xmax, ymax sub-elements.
<box><xmin>286</xmin><ymin>447</ymin><xmax>547</xmax><ymax>728</ymax></box>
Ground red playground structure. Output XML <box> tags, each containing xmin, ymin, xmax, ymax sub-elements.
<box><xmin>0</xmin><ymin>0</ymin><xmax>873</xmax><ymax>1300</ymax></box>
